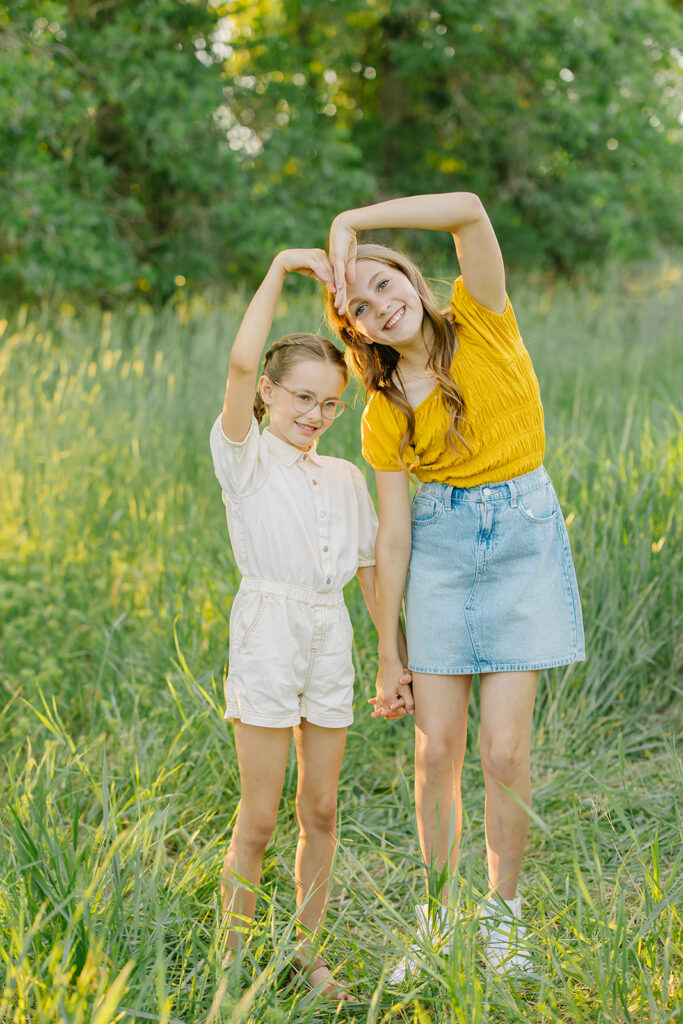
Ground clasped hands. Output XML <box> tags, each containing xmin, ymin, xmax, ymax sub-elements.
<box><xmin>368</xmin><ymin>663</ymin><xmax>415</xmax><ymax>721</ymax></box>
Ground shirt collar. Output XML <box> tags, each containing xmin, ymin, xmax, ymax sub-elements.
<box><xmin>263</xmin><ymin>427</ymin><xmax>322</xmax><ymax>466</ymax></box>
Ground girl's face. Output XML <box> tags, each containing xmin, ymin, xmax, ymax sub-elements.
<box><xmin>345</xmin><ymin>259</ymin><xmax>424</xmax><ymax>350</ymax></box>
<box><xmin>259</xmin><ymin>359</ymin><xmax>347</xmax><ymax>450</ymax></box>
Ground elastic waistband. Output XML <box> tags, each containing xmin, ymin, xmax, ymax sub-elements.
<box><xmin>240</xmin><ymin>577</ymin><xmax>345</xmax><ymax>606</ymax></box>
<box><xmin>417</xmin><ymin>465</ymin><xmax>550</xmax><ymax>505</ymax></box>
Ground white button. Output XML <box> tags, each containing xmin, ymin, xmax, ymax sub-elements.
<box><xmin>323</xmin><ymin>545</ymin><xmax>329</xmax><ymax>552</ymax></box>
<box><xmin>326</xmin><ymin>577</ymin><xmax>331</xmax><ymax>584</ymax></box>
<box><xmin>320</xmin><ymin>511</ymin><xmax>326</xmax><ymax>518</ymax></box>
<box><xmin>483</xmin><ymin>487</ymin><xmax>492</xmax><ymax>496</ymax></box>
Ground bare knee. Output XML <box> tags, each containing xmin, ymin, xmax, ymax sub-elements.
<box><xmin>480</xmin><ymin>736</ymin><xmax>529</xmax><ymax>786</ymax></box>
<box><xmin>416</xmin><ymin>731</ymin><xmax>464</xmax><ymax>783</ymax></box>
<box><xmin>297</xmin><ymin>792</ymin><xmax>338</xmax><ymax>836</ymax></box>
<box><xmin>233</xmin><ymin>809</ymin><xmax>277</xmax><ymax>855</ymax></box>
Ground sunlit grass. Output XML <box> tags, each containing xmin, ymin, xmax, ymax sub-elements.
<box><xmin>1</xmin><ymin>265</ymin><xmax>681</xmax><ymax>1021</ymax></box>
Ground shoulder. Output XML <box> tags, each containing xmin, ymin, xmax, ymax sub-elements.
<box><xmin>449</xmin><ymin>276</ymin><xmax>523</xmax><ymax>355</ymax></box>
<box><xmin>210</xmin><ymin>414</ymin><xmax>269</xmax><ymax>496</ymax></box>
<box><xmin>319</xmin><ymin>453</ymin><xmax>367</xmax><ymax>482</ymax></box>
<box><xmin>362</xmin><ymin>389</ymin><xmax>402</xmax><ymax>429</ymax></box>
<box><xmin>319</xmin><ymin>455</ymin><xmax>374</xmax><ymax>502</ymax></box>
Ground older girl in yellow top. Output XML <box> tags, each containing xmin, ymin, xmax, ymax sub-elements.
<box><xmin>325</xmin><ymin>192</ymin><xmax>584</xmax><ymax>979</ymax></box>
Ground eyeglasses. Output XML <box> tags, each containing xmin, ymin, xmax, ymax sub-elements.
<box><xmin>273</xmin><ymin>382</ymin><xmax>348</xmax><ymax>420</ymax></box>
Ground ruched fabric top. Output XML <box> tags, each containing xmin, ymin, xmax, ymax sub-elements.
<box><xmin>360</xmin><ymin>277</ymin><xmax>545</xmax><ymax>486</ymax></box>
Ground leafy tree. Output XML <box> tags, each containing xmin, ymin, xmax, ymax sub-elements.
<box><xmin>224</xmin><ymin>0</ymin><xmax>682</xmax><ymax>272</ymax></box>
<box><xmin>0</xmin><ymin>0</ymin><xmax>239</xmax><ymax>299</ymax></box>
<box><xmin>0</xmin><ymin>0</ymin><xmax>680</xmax><ymax>300</ymax></box>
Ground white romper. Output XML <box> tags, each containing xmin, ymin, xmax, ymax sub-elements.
<box><xmin>210</xmin><ymin>415</ymin><xmax>378</xmax><ymax>728</ymax></box>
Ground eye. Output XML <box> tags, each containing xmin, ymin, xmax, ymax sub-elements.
<box><xmin>296</xmin><ymin>392</ymin><xmax>315</xmax><ymax>407</ymax></box>
<box><xmin>354</xmin><ymin>302</ymin><xmax>367</xmax><ymax>317</ymax></box>
<box><xmin>377</xmin><ymin>279</ymin><xmax>389</xmax><ymax>291</ymax></box>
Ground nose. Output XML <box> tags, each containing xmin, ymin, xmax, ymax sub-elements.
<box><xmin>305</xmin><ymin>403</ymin><xmax>324</xmax><ymax>422</ymax></box>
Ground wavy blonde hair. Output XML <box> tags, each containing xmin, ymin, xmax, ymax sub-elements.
<box><xmin>324</xmin><ymin>243</ymin><xmax>467</xmax><ymax>467</ymax></box>
<box><xmin>253</xmin><ymin>333</ymin><xmax>348</xmax><ymax>424</ymax></box>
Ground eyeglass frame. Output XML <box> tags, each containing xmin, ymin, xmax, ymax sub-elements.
<box><xmin>270</xmin><ymin>380</ymin><xmax>348</xmax><ymax>420</ymax></box>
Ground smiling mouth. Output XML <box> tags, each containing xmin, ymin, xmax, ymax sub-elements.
<box><xmin>383</xmin><ymin>306</ymin><xmax>406</xmax><ymax>331</ymax></box>
<box><xmin>295</xmin><ymin>422</ymin><xmax>319</xmax><ymax>434</ymax></box>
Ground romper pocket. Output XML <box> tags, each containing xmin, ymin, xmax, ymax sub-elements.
<box><xmin>411</xmin><ymin>491</ymin><xmax>444</xmax><ymax>526</ymax></box>
<box><xmin>232</xmin><ymin>593</ymin><xmax>269</xmax><ymax>653</ymax></box>
<box><xmin>516</xmin><ymin>481</ymin><xmax>559</xmax><ymax>523</ymax></box>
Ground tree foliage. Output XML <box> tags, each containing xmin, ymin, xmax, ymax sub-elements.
<box><xmin>1</xmin><ymin>0</ymin><xmax>681</xmax><ymax>301</ymax></box>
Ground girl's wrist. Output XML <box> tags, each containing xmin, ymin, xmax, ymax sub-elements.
<box><xmin>332</xmin><ymin>211</ymin><xmax>356</xmax><ymax>233</ymax></box>
<box><xmin>270</xmin><ymin>251</ymin><xmax>291</xmax><ymax>277</ymax></box>
<box><xmin>378</xmin><ymin>647</ymin><xmax>401</xmax><ymax>665</ymax></box>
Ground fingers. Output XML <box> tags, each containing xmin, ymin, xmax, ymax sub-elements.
<box><xmin>368</xmin><ymin>698</ymin><xmax>408</xmax><ymax>720</ymax></box>
<box><xmin>368</xmin><ymin>671</ymin><xmax>415</xmax><ymax>720</ymax></box>
<box><xmin>332</xmin><ymin>267</ymin><xmax>347</xmax><ymax>313</ymax></box>
<box><xmin>329</xmin><ymin>226</ymin><xmax>356</xmax><ymax>313</ymax></box>
<box><xmin>308</xmin><ymin>249</ymin><xmax>335</xmax><ymax>289</ymax></box>
<box><xmin>280</xmin><ymin>248</ymin><xmax>336</xmax><ymax>289</ymax></box>
<box><xmin>397</xmin><ymin>677</ymin><xmax>415</xmax><ymax>715</ymax></box>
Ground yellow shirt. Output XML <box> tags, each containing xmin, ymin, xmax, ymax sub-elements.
<box><xmin>361</xmin><ymin>277</ymin><xmax>545</xmax><ymax>486</ymax></box>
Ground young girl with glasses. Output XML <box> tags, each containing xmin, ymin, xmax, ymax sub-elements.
<box><xmin>210</xmin><ymin>247</ymin><xmax>408</xmax><ymax>1001</ymax></box>
<box><xmin>324</xmin><ymin>193</ymin><xmax>585</xmax><ymax>979</ymax></box>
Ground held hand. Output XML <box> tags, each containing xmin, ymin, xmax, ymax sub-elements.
<box><xmin>274</xmin><ymin>248</ymin><xmax>335</xmax><ymax>289</ymax></box>
<box><xmin>369</xmin><ymin>663</ymin><xmax>415</xmax><ymax>721</ymax></box>
<box><xmin>328</xmin><ymin>215</ymin><xmax>357</xmax><ymax>313</ymax></box>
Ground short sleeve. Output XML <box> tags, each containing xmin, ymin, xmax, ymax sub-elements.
<box><xmin>450</xmin><ymin>276</ymin><xmax>525</xmax><ymax>359</ymax></box>
<box><xmin>361</xmin><ymin>396</ymin><xmax>403</xmax><ymax>472</ymax></box>
<box><xmin>209</xmin><ymin>414</ymin><xmax>267</xmax><ymax>496</ymax></box>
<box><xmin>350</xmin><ymin>465</ymin><xmax>378</xmax><ymax>567</ymax></box>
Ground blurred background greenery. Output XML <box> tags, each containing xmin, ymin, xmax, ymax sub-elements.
<box><xmin>1</xmin><ymin>0</ymin><xmax>682</xmax><ymax>303</ymax></box>
<box><xmin>2</xmin><ymin>4</ymin><xmax>682</xmax><ymax>1019</ymax></box>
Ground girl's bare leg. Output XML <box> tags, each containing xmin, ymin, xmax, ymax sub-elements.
<box><xmin>479</xmin><ymin>670</ymin><xmax>538</xmax><ymax>899</ymax></box>
<box><xmin>221</xmin><ymin>722</ymin><xmax>292</xmax><ymax>951</ymax></box>
<box><xmin>292</xmin><ymin>719</ymin><xmax>352</xmax><ymax>998</ymax></box>
<box><xmin>413</xmin><ymin>672</ymin><xmax>472</xmax><ymax>898</ymax></box>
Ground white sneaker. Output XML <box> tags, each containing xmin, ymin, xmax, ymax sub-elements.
<box><xmin>388</xmin><ymin>902</ymin><xmax>456</xmax><ymax>985</ymax></box>
<box><xmin>478</xmin><ymin>895</ymin><xmax>533</xmax><ymax>975</ymax></box>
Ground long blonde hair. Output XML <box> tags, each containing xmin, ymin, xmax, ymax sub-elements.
<box><xmin>253</xmin><ymin>333</ymin><xmax>348</xmax><ymax>424</ymax></box>
<box><xmin>324</xmin><ymin>243</ymin><xmax>467</xmax><ymax>467</ymax></box>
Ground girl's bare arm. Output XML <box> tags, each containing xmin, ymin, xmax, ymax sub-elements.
<box><xmin>221</xmin><ymin>248</ymin><xmax>334</xmax><ymax>442</ymax></box>
<box><xmin>329</xmin><ymin>192</ymin><xmax>505</xmax><ymax>316</ymax></box>
<box><xmin>356</xmin><ymin>564</ymin><xmax>410</xmax><ymax>669</ymax></box>
<box><xmin>371</xmin><ymin>469</ymin><xmax>415</xmax><ymax>718</ymax></box>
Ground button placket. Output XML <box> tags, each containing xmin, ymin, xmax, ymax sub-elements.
<box><xmin>308</xmin><ymin>461</ymin><xmax>332</xmax><ymax>589</ymax></box>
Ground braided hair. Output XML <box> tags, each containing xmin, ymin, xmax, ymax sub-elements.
<box><xmin>254</xmin><ymin>333</ymin><xmax>348</xmax><ymax>424</ymax></box>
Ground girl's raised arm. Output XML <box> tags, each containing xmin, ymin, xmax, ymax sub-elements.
<box><xmin>221</xmin><ymin>249</ymin><xmax>335</xmax><ymax>442</ymax></box>
<box><xmin>329</xmin><ymin>192</ymin><xmax>505</xmax><ymax>317</ymax></box>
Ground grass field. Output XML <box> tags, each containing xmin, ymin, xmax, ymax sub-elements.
<box><xmin>1</xmin><ymin>264</ymin><xmax>681</xmax><ymax>1023</ymax></box>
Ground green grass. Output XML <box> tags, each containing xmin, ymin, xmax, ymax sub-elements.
<box><xmin>1</xmin><ymin>263</ymin><xmax>682</xmax><ymax>1023</ymax></box>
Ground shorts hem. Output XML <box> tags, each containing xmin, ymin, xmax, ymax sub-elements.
<box><xmin>224</xmin><ymin>706</ymin><xmax>353</xmax><ymax>729</ymax></box>
<box><xmin>301</xmin><ymin>712</ymin><xmax>353</xmax><ymax>729</ymax></box>
<box><xmin>408</xmin><ymin>652</ymin><xmax>586</xmax><ymax>675</ymax></box>
<box><xmin>224</xmin><ymin>707</ymin><xmax>300</xmax><ymax>728</ymax></box>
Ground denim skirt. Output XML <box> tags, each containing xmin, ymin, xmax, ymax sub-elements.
<box><xmin>405</xmin><ymin>466</ymin><xmax>585</xmax><ymax>675</ymax></box>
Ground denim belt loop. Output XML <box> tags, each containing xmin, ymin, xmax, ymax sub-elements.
<box><xmin>507</xmin><ymin>477</ymin><xmax>519</xmax><ymax>508</ymax></box>
<box><xmin>445</xmin><ymin>484</ymin><xmax>455</xmax><ymax>509</ymax></box>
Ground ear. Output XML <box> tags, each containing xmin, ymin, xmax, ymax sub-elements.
<box><xmin>258</xmin><ymin>375</ymin><xmax>274</xmax><ymax>406</ymax></box>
